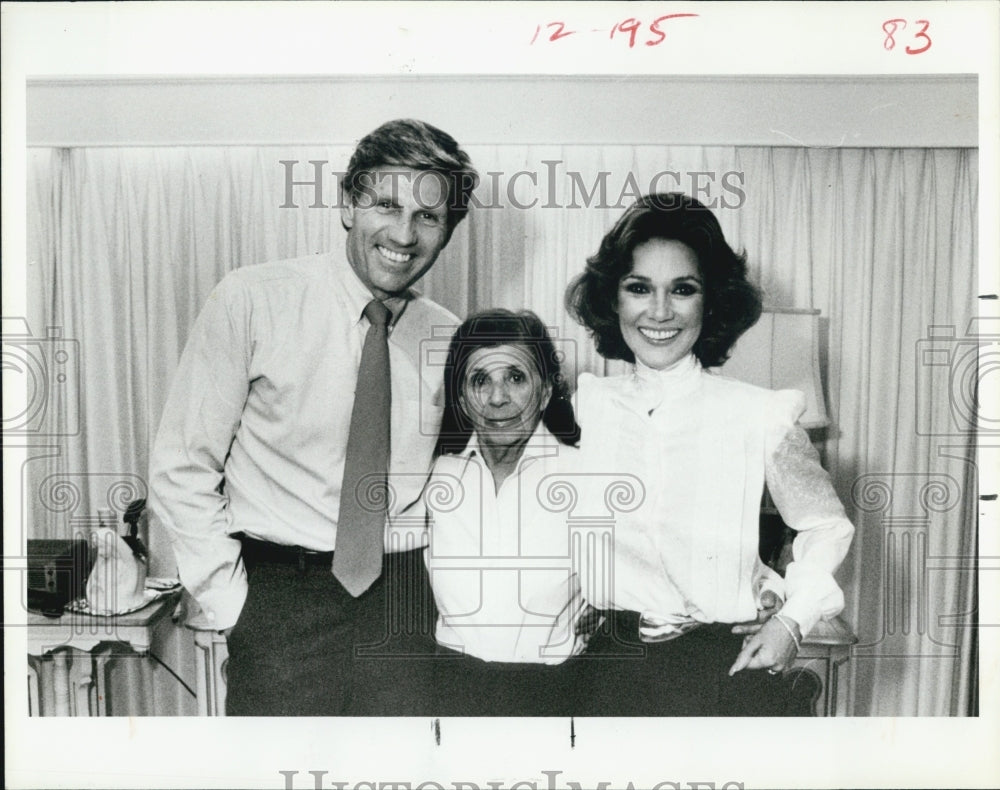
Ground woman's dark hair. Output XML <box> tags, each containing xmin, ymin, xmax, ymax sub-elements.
<box><xmin>434</xmin><ymin>309</ymin><xmax>580</xmax><ymax>457</ymax></box>
<box><xmin>565</xmin><ymin>192</ymin><xmax>762</xmax><ymax>368</ymax></box>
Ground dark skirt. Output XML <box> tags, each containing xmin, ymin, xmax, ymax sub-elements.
<box><xmin>573</xmin><ymin>610</ymin><xmax>819</xmax><ymax>716</ymax></box>
<box><xmin>431</xmin><ymin>646</ymin><xmax>585</xmax><ymax>717</ymax></box>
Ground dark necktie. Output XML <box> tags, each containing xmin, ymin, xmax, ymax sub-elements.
<box><xmin>333</xmin><ymin>299</ymin><xmax>392</xmax><ymax>596</ymax></box>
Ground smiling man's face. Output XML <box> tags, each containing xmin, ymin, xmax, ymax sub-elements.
<box><xmin>341</xmin><ymin>168</ymin><xmax>452</xmax><ymax>299</ymax></box>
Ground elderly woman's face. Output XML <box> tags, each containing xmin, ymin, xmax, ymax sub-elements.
<box><xmin>459</xmin><ymin>344</ymin><xmax>551</xmax><ymax>448</ymax></box>
<box><xmin>616</xmin><ymin>239</ymin><xmax>704</xmax><ymax>370</ymax></box>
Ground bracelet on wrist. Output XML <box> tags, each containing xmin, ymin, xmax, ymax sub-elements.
<box><xmin>773</xmin><ymin>614</ymin><xmax>802</xmax><ymax>651</ymax></box>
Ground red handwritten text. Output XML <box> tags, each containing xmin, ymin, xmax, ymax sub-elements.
<box><xmin>531</xmin><ymin>14</ymin><xmax>698</xmax><ymax>47</ymax></box>
<box><xmin>882</xmin><ymin>18</ymin><xmax>932</xmax><ymax>55</ymax></box>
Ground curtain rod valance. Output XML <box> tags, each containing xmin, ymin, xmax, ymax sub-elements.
<box><xmin>27</xmin><ymin>75</ymin><xmax>977</xmax><ymax>149</ymax></box>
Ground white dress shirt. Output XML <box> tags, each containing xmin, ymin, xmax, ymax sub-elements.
<box><xmin>575</xmin><ymin>353</ymin><xmax>855</xmax><ymax>637</ymax></box>
<box><xmin>149</xmin><ymin>252</ymin><xmax>456</xmax><ymax>629</ymax></box>
<box><xmin>424</xmin><ymin>425</ymin><xmax>594</xmax><ymax>664</ymax></box>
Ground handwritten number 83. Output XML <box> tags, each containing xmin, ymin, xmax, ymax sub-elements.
<box><xmin>883</xmin><ymin>19</ymin><xmax>931</xmax><ymax>54</ymax></box>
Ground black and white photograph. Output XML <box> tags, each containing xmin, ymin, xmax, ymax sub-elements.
<box><xmin>3</xmin><ymin>2</ymin><xmax>998</xmax><ymax>788</ymax></box>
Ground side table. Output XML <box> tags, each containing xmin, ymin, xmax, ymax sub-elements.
<box><xmin>191</xmin><ymin>629</ymin><xmax>229</xmax><ymax>716</ymax></box>
<box><xmin>792</xmin><ymin>614</ymin><xmax>858</xmax><ymax>716</ymax></box>
<box><xmin>27</xmin><ymin>591</ymin><xmax>180</xmax><ymax>716</ymax></box>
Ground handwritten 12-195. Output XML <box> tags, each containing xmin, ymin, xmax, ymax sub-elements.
<box><xmin>530</xmin><ymin>15</ymin><xmax>699</xmax><ymax>48</ymax></box>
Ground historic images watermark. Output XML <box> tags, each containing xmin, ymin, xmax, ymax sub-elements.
<box><xmin>278</xmin><ymin>771</ymin><xmax>744</xmax><ymax>790</ymax></box>
<box><xmin>278</xmin><ymin>161</ymin><xmax>747</xmax><ymax>211</ymax></box>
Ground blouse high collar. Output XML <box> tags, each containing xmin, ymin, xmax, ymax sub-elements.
<box><xmin>631</xmin><ymin>353</ymin><xmax>702</xmax><ymax>412</ymax></box>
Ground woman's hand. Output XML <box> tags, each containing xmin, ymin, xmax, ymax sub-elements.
<box><xmin>730</xmin><ymin>589</ymin><xmax>782</xmax><ymax>636</ymax></box>
<box><xmin>728</xmin><ymin>614</ymin><xmax>801</xmax><ymax>676</ymax></box>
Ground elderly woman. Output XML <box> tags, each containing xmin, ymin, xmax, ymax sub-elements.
<box><xmin>565</xmin><ymin>192</ymin><xmax>855</xmax><ymax>716</ymax></box>
<box><xmin>423</xmin><ymin>309</ymin><xmax>594</xmax><ymax>716</ymax></box>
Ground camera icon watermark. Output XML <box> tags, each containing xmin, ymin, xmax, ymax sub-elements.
<box><xmin>2</xmin><ymin>317</ymin><xmax>80</xmax><ymax>437</ymax></box>
<box><xmin>915</xmin><ymin>317</ymin><xmax>1000</xmax><ymax>436</ymax></box>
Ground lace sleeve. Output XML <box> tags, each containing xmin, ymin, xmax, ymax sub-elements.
<box><xmin>765</xmin><ymin>390</ymin><xmax>855</xmax><ymax>635</ymax></box>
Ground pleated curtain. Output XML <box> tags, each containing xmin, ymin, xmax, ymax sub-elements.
<box><xmin>26</xmin><ymin>144</ymin><xmax>978</xmax><ymax>716</ymax></box>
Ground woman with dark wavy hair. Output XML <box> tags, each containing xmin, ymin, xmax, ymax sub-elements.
<box><xmin>567</xmin><ymin>191</ymin><xmax>762</xmax><ymax>368</ymax></box>
<box><xmin>423</xmin><ymin>309</ymin><xmax>593</xmax><ymax>716</ymax></box>
<box><xmin>566</xmin><ymin>193</ymin><xmax>854</xmax><ymax>716</ymax></box>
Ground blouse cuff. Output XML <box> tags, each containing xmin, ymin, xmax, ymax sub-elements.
<box><xmin>779</xmin><ymin>561</ymin><xmax>846</xmax><ymax>637</ymax></box>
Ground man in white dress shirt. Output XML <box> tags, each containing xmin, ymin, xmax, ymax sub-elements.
<box><xmin>149</xmin><ymin>119</ymin><xmax>478</xmax><ymax>715</ymax></box>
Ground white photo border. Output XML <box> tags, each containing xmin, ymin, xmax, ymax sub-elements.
<box><xmin>3</xmin><ymin>3</ymin><xmax>998</xmax><ymax>789</ymax></box>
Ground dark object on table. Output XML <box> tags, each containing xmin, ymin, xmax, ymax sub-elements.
<box><xmin>27</xmin><ymin>539</ymin><xmax>95</xmax><ymax>616</ymax></box>
<box><xmin>121</xmin><ymin>498</ymin><xmax>149</xmax><ymax>563</ymax></box>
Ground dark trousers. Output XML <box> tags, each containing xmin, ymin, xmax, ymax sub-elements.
<box><xmin>432</xmin><ymin>647</ymin><xmax>584</xmax><ymax>717</ymax></box>
<box><xmin>224</xmin><ymin>542</ymin><xmax>438</xmax><ymax>716</ymax></box>
<box><xmin>575</xmin><ymin>611</ymin><xmax>819</xmax><ymax>716</ymax></box>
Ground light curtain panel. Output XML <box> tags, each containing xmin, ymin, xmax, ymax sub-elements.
<box><xmin>26</xmin><ymin>140</ymin><xmax>978</xmax><ymax>716</ymax></box>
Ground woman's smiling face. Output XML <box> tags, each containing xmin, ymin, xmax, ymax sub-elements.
<box><xmin>458</xmin><ymin>344</ymin><xmax>551</xmax><ymax>450</ymax></box>
<box><xmin>616</xmin><ymin>238</ymin><xmax>704</xmax><ymax>370</ymax></box>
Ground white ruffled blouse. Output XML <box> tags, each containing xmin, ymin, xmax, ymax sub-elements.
<box><xmin>575</xmin><ymin>353</ymin><xmax>854</xmax><ymax>636</ymax></box>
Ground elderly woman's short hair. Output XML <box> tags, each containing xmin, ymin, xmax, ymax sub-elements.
<box><xmin>565</xmin><ymin>192</ymin><xmax>761</xmax><ymax>368</ymax></box>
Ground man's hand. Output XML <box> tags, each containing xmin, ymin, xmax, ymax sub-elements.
<box><xmin>728</xmin><ymin>615</ymin><xmax>800</xmax><ymax>676</ymax></box>
<box><xmin>730</xmin><ymin>589</ymin><xmax>782</xmax><ymax>636</ymax></box>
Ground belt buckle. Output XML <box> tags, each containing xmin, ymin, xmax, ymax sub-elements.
<box><xmin>638</xmin><ymin>615</ymin><xmax>701</xmax><ymax>644</ymax></box>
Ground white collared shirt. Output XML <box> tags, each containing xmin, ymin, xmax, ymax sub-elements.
<box><xmin>149</xmin><ymin>251</ymin><xmax>456</xmax><ymax>629</ymax></box>
<box><xmin>424</xmin><ymin>425</ymin><xmax>593</xmax><ymax>664</ymax></box>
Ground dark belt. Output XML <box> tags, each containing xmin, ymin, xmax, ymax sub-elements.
<box><xmin>236</xmin><ymin>534</ymin><xmax>334</xmax><ymax>569</ymax></box>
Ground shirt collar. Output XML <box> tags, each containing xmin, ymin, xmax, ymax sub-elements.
<box><xmin>458</xmin><ymin>422</ymin><xmax>562</xmax><ymax>467</ymax></box>
<box><xmin>339</xmin><ymin>258</ymin><xmax>411</xmax><ymax>330</ymax></box>
<box><xmin>633</xmin><ymin>351</ymin><xmax>701</xmax><ymax>383</ymax></box>
<box><xmin>630</xmin><ymin>352</ymin><xmax>702</xmax><ymax>411</ymax></box>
